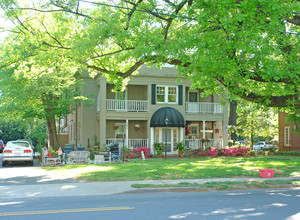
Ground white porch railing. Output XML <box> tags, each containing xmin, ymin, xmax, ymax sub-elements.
<box><xmin>185</xmin><ymin>102</ymin><xmax>223</xmax><ymax>114</ymax></box>
<box><xmin>106</xmin><ymin>99</ymin><xmax>149</xmax><ymax>112</ymax></box>
<box><xmin>106</xmin><ymin>138</ymin><xmax>148</xmax><ymax>149</ymax></box>
<box><xmin>185</xmin><ymin>138</ymin><xmax>223</xmax><ymax>149</ymax></box>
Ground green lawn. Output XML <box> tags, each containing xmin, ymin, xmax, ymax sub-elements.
<box><xmin>44</xmin><ymin>156</ymin><xmax>300</xmax><ymax>182</ymax></box>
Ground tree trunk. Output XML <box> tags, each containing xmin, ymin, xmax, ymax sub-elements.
<box><xmin>229</xmin><ymin>100</ymin><xmax>238</xmax><ymax>144</ymax></box>
<box><xmin>42</xmin><ymin>95</ymin><xmax>59</xmax><ymax>150</ymax></box>
<box><xmin>46</xmin><ymin>110</ymin><xmax>58</xmax><ymax>150</ymax></box>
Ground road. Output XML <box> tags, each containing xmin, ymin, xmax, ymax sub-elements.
<box><xmin>0</xmin><ymin>189</ymin><xmax>299</xmax><ymax>220</ymax></box>
<box><xmin>0</xmin><ymin>154</ymin><xmax>300</xmax><ymax>219</ymax></box>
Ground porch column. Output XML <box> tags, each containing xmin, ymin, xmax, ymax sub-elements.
<box><xmin>203</xmin><ymin>120</ymin><xmax>206</xmax><ymax>139</ymax></box>
<box><xmin>99</xmin><ymin>78</ymin><xmax>107</xmax><ymax>147</ymax></box>
<box><xmin>180</xmin><ymin>127</ymin><xmax>184</xmax><ymax>141</ymax></box>
<box><xmin>150</xmin><ymin>127</ymin><xmax>154</xmax><ymax>155</ymax></box>
<box><xmin>126</xmin><ymin>119</ymin><xmax>129</xmax><ymax>148</ymax></box>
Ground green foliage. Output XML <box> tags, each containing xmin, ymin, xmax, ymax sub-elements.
<box><xmin>0</xmin><ymin>0</ymin><xmax>299</xmax><ymax>130</ymax></box>
<box><xmin>175</xmin><ymin>141</ymin><xmax>187</xmax><ymax>153</ymax></box>
<box><xmin>28</xmin><ymin>120</ymin><xmax>47</xmax><ymax>147</ymax></box>
<box><xmin>154</xmin><ymin>142</ymin><xmax>165</xmax><ymax>155</ymax></box>
<box><xmin>0</xmin><ymin>119</ymin><xmax>29</xmax><ymax>142</ymax></box>
<box><xmin>236</xmin><ymin>100</ymin><xmax>278</xmax><ymax>142</ymax></box>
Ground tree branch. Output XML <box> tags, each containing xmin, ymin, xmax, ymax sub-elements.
<box><xmin>39</xmin><ymin>19</ymin><xmax>69</xmax><ymax>49</ymax></box>
<box><xmin>86</xmin><ymin>47</ymin><xmax>135</xmax><ymax>62</ymax></box>
<box><xmin>218</xmin><ymin>77</ymin><xmax>300</xmax><ymax>107</ymax></box>
<box><xmin>164</xmin><ymin>0</ymin><xmax>188</xmax><ymax>40</ymax></box>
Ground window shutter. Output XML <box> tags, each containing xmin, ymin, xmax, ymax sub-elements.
<box><xmin>178</xmin><ymin>85</ymin><xmax>183</xmax><ymax>105</ymax></box>
<box><xmin>151</xmin><ymin>84</ymin><xmax>156</xmax><ymax>104</ymax></box>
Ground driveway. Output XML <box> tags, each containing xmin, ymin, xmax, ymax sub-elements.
<box><xmin>0</xmin><ymin>155</ymin><xmax>81</xmax><ymax>185</ymax></box>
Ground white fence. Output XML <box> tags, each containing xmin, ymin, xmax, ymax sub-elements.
<box><xmin>186</xmin><ymin>102</ymin><xmax>223</xmax><ymax>114</ymax></box>
<box><xmin>106</xmin><ymin>100</ymin><xmax>149</xmax><ymax>112</ymax></box>
<box><xmin>106</xmin><ymin>138</ymin><xmax>148</xmax><ymax>149</ymax></box>
<box><xmin>185</xmin><ymin>138</ymin><xmax>223</xmax><ymax>149</ymax></box>
<box><xmin>106</xmin><ymin>138</ymin><xmax>222</xmax><ymax>150</ymax></box>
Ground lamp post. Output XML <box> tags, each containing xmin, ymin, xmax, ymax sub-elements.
<box><xmin>123</xmin><ymin>134</ymin><xmax>125</xmax><ymax>163</ymax></box>
<box><xmin>165</xmin><ymin>117</ymin><xmax>169</xmax><ymax>159</ymax></box>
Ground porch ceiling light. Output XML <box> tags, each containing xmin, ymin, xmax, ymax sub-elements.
<box><xmin>134</xmin><ymin>123</ymin><xmax>140</xmax><ymax>131</ymax></box>
<box><xmin>113</xmin><ymin>124</ymin><xmax>118</xmax><ymax>130</ymax></box>
<box><xmin>165</xmin><ymin>117</ymin><xmax>169</xmax><ymax>126</ymax></box>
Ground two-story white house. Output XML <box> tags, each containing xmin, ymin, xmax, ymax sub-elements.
<box><xmin>66</xmin><ymin>65</ymin><xmax>228</xmax><ymax>155</ymax></box>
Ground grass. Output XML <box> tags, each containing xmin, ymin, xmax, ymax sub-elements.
<box><xmin>44</xmin><ymin>156</ymin><xmax>300</xmax><ymax>182</ymax></box>
<box><xmin>131</xmin><ymin>179</ymin><xmax>300</xmax><ymax>190</ymax></box>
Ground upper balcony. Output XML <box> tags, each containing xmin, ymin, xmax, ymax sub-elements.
<box><xmin>106</xmin><ymin>99</ymin><xmax>149</xmax><ymax>112</ymax></box>
<box><xmin>185</xmin><ymin>102</ymin><xmax>223</xmax><ymax>114</ymax></box>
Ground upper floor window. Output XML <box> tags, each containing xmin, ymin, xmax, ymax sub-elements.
<box><xmin>284</xmin><ymin>126</ymin><xmax>291</xmax><ymax>147</ymax></box>
<box><xmin>157</xmin><ymin>86</ymin><xmax>177</xmax><ymax>103</ymax></box>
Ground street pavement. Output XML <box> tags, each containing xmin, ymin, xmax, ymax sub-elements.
<box><xmin>1</xmin><ymin>163</ymin><xmax>300</xmax><ymax>199</ymax></box>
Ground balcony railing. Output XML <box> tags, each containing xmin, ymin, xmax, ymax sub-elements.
<box><xmin>106</xmin><ymin>138</ymin><xmax>149</xmax><ymax>149</ymax></box>
<box><xmin>185</xmin><ymin>102</ymin><xmax>223</xmax><ymax>114</ymax></box>
<box><xmin>106</xmin><ymin>99</ymin><xmax>149</xmax><ymax>112</ymax></box>
<box><xmin>185</xmin><ymin>138</ymin><xmax>223</xmax><ymax>149</ymax></box>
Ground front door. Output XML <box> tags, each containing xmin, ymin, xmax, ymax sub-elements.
<box><xmin>155</xmin><ymin>128</ymin><xmax>178</xmax><ymax>153</ymax></box>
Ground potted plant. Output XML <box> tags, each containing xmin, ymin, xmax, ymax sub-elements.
<box><xmin>154</xmin><ymin>142</ymin><xmax>165</xmax><ymax>158</ymax></box>
<box><xmin>48</xmin><ymin>146</ymin><xmax>54</xmax><ymax>158</ymax></box>
<box><xmin>175</xmin><ymin>141</ymin><xmax>186</xmax><ymax>157</ymax></box>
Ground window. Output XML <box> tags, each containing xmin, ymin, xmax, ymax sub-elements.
<box><xmin>115</xmin><ymin>123</ymin><xmax>125</xmax><ymax>138</ymax></box>
<box><xmin>284</xmin><ymin>126</ymin><xmax>291</xmax><ymax>147</ymax></box>
<box><xmin>190</xmin><ymin>125</ymin><xmax>198</xmax><ymax>136</ymax></box>
<box><xmin>189</xmin><ymin>91</ymin><xmax>198</xmax><ymax>102</ymax></box>
<box><xmin>156</xmin><ymin>86</ymin><xmax>177</xmax><ymax>103</ymax></box>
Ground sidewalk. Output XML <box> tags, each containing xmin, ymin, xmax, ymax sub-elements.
<box><xmin>1</xmin><ymin>176</ymin><xmax>300</xmax><ymax>199</ymax></box>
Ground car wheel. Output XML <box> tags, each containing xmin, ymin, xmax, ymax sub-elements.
<box><xmin>2</xmin><ymin>161</ymin><xmax>7</xmax><ymax>167</ymax></box>
<box><xmin>29</xmin><ymin>161</ymin><xmax>34</xmax><ymax>166</ymax></box>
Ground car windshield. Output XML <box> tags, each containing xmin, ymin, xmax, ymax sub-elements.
<box><xmin>6</xmin><ymin>142</ymin><xmax>30</xmax><ymax>148</ymax></box>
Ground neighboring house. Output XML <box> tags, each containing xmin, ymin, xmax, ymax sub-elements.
<box><xmin>278</xmin><ymin>112</ymin><xmax>300</xmax><ymax>152</ymax></box>
<box><xmin>66</xmin><ymin>65</ymin><xmax>229</xmax><ymax>155</ymax></box>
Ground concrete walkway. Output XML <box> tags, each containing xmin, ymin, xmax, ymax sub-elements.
<box><xmin>0</xmin><ymin>167</ymin><xmax>299</xmax><ymax>199</ymax></box>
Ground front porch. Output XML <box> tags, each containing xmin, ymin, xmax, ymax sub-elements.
<box><xmin>106</xmin><ymin>138</ymin><xmax>223</xmax><ymax>151</ymax></box>
<box><xmin>185</xmin><ymin>138</ymin><xmax>223</xmax><ymax>149</ymax></box>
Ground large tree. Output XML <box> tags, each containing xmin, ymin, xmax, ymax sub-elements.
<box><xmin>0</xmin><ymin>8</ymin><xmax>85</xmax><ymax>148</ymax></box>
<box><xmin>1</xmin><ymin>0</ymin><xmax>299</xmax><ymax>124</ymax></box>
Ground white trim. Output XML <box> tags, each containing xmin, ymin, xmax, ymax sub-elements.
<box><xmin>97</xmin><ymin>89</ymin><xmax>101</xmax><ymax>112</ymax></box>
<box><xmin>203</xmin><ymin>120</ymin><xmax>206</xmax><ymax>139</ymax></box>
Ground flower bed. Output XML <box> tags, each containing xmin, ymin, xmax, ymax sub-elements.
<box><xmin>125</xmin><ymin>147</ymin><xmax>150</xmax><ymax>159</ymax></box>
<box><xmin>198</xmin><ymin>146</ymin><xmax>250</xmax><ymax>157</ymax></box>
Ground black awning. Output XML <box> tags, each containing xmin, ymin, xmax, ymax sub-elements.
<box><xmin>150</xmin><ymin>107</ymin><xmax>185</xmax><ymax>127</ymax></box>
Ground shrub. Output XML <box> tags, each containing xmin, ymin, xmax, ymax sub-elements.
<box><xmin>129</xmin><ymin>147</ymin><xmax>150</xmax><ymax>159</ymax></box>
<box><xmin>206</xmin><ymin>147</ymin><xmax>219</xmax><ymax>157</ymax></box>
<box><xmin>200</xmin><ymin>146</ymin><xmax>250</xmax><ymax>157</ymax></box>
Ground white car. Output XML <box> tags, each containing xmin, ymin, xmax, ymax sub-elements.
<box><xmin>253</xmin><ymin>141</ymin><xmax>273</xmax><ymax>150</ymax></box>
<box><xmin>2</xmin><ymin>140</ymin><xmax>34</xmax><ymax>166</ymax></box>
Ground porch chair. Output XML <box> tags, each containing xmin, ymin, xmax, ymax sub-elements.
<box><xmin>106</xmin><ymin>143</ymin><xmax>121</xmax><ymax>162</ymax></box>
<box><xmin>94</xmin><ymin>155</ymin><xmax>105</xmax><ymax>164</ymax></box>
<box><xmin>67</xmin><ymin>151</ymin><xmax>90</xmax><ymax>164</ymax></box>
<box><xmin>63</xmin><ymin>144</ymin><xmax>75</xmax><ymax>157</ymax></box>
<box><xmin>76</xmin><ymin>146</ymin><xmax>86</xmax><ymax>151</ymax></box>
